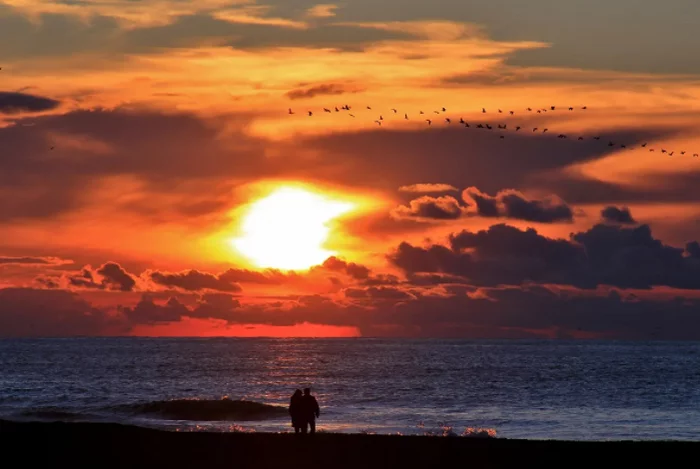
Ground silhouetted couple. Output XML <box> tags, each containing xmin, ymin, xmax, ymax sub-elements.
<box><xmin>289</xmin><ymin>388</ymin><xmax>320</xmax><ymax>434</ymax></box>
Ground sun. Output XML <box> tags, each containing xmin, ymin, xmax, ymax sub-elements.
<box><xmin>230</xmin><ymin>186</ymin><xmax>355</xmax><ymax>270</ymax></box>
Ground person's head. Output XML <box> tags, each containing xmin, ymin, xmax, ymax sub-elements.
<box><xmin>293</xmin><ymin>389</ymin><xmax>302</xmax><ymax>397</ymax></box>
<box><xmin>303</xmin><ymin>388</ymin><xmax>311</xmax><ymax>396</ymax></box>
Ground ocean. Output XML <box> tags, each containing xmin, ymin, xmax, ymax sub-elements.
<box><xmin>1</xmin><ymin>338</ymin><xmax>699</xmax><ymax>440</ymax></box>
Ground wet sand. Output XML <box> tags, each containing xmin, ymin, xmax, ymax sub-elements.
<box><xmin>1</xmin><ymin>419</ymin><xmax>696</xmax><ymax>468</ymax></box>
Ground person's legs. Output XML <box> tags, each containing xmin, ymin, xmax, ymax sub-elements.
<box><xmin>309</xmin><ymin>419</ymin><xmax>315</xmax><ymax>434</ymax></box>
<box><xmin>301</xmin><ymin>421</ymin><xmax>308</xmax><ymax>434</ymax></box>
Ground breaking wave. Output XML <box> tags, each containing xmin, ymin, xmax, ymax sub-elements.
<box><xmin>113</xmin><ymin>398</ymin><xmax>288</xmax><ymax>421</ymax></box>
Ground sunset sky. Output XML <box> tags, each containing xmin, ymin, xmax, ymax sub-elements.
<box><xmin>2</xmin><ymin>0</ymin><xmax>700</xmax><ymax>338</ymax></box>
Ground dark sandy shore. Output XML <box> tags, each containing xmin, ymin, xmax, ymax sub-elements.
<box><xmin>1</xmin><ymin>419</ymin><xmax>697</xmax><ymax>468</ymax></box>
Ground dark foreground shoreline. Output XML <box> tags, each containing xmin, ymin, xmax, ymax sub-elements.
<box><xmin>1</xmin><ymin>420</ymin><xmax>698</xmax><ymax>468</ymax></box>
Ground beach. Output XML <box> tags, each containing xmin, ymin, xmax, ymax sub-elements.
<box><xmin>1</xmin><ymin>419</ymin><xmax>697</xmax><ymax>468</ymax></box>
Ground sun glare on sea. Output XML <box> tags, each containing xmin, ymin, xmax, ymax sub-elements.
<box><xmin>231</xmin><ymin>186</ymin><xmax>355</xmax><ymax>270</ymax></box>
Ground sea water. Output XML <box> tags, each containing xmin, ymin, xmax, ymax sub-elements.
<box><xmin>1</xmin><ymin>338</ymin><xmax>699</xmax><ymax>440</ymax></box>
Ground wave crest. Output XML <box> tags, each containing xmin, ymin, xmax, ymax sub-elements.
<box><xmin>115</xmin><ymin>398</ymin><xmax>287</xmax><ymax>421</ymax></box>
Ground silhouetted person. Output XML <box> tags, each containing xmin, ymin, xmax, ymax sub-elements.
<box><xmin>300</xmin><ymin>388</ymin><xmax>320</xmax><ymax>434</ymax></box>
<box><xmin>289</xmin><ymin>389</ymin><xmax>303</xmax><ymax>434</ymax></box>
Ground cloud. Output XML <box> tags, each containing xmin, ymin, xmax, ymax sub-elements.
<box><xmin>320</xmin><ymin>256</ymin><xmax>371</xmax><ymax>280</ymax></box>
<box><xmin>391</xmin><ymin>195</ymin><xmax>465</xmax><ymax>221</ymax></box>
<box><xmin>388</xmin><ymin>222</ymin><xmax>700</xmax><ymax>290</ymax></box>
<box><xmin>149</xmin><ymin>269</ymin><xmax>243</xmax><ymax>293</ymax></box>
<box><xmin>0</xmin><ymin>92</ymin><xmax>60</xmax><ymax>115</ymax></box>
<box><xmin>601</xmin><ymin>206</ymin><xmax>637</xmax><ymax>225</ymax></box>
<box><xmin>97</xmin><ymin>262</ymin><xmax>137</xmax><ymax>292</ymax></box>
<box><xmin>212</xmin><ymin>6</ymin><xmax>309</xmax><ymax>29</ymax></box>
<box><xmin>306</xmin><ymin>4</ymin><xmax>338</xmax><ymax>19</ymax></box>
<box><xmin>285</xmin><ymin>83</ymin><xmax>361</xmax><ymax>100</ymax></box>
<box><xmin>0</xmin><ymin>256</ymin><xmax>71</xmax><ymax>266</ymax></box>
<box><xmin>462</xmin><ymin>187</ymin><xmax>573</xmax><ymax>223</ymax></box>
<box><xmin>0</xmin><ymin>288</ymin><xmax>119</xmax><ymax>337</ymax></box>
<box><xmin>398</xmin><ymin>183</ymin><xmax>459</xmax><ymax>193</ymax></box>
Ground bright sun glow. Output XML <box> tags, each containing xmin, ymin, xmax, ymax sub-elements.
<box><xmin>231</xmin><ymin>186</ymin><xmax>355</xmax><ymax>270</ymax></box>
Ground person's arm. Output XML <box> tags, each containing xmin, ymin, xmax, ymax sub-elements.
<box><xmin>314</xmin><ymin>398</ymin><xmax>320</xmax><ymax>418</ymax></box>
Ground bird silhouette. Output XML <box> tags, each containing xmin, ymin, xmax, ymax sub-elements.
<box><xmin>288</xmin><ymin>108</ymin><xmax>294</xmax><ymax>115</ymax></box>
<box><xmin>50</xmin><ymin>146</ymin><xmax>54</xmax><ymax>150</ymax></box>
<box><xmin>621</xmin><ymin>144</ymin><xmax>626</xmax><ymax>148</ymax></box>
<box><xmin>367</xmin><ymin>106</ymin><xmax>372</xmax><ymax>110</ymax></box>
<box><xmin>578</xmin><ymin>137</ymin><xmax>584</xmax><ymax>140</ymax></box>
<box><xmin>434</xmin><ymin>110</ymin><xmax>440</xmax><ymax>114</ymax></box>
<box><xmin>374</xmin><ymin>120</ymin><xmax>382</xmax><ymax>126</ymax></box>
<box><xmin>335</xmin><ymin>107</ymin><xmax>339</xmax><ymax>112</ymax></box>
<box><xmin>486</xmin><ymin>124</ymin><xmax>493</xmax><ymax>130</ymax></box>
<box><xmin>526</xmin><ymin>107</ymin><xmax>532</xmax><ymax>111</ymax></box>
<box><xmin>582</xmin><ymin>106</ymin><xmax>587</xmax><ymax>110</ymax></box>
<box><xmin>379</xmin><ymin>115</ymin><xmax>383</xmax><ymax>120</ymax></box>
<box><xmin>537</xmin><ymin>110</ymin><xmax>542</xmax><ymax>114</ymax></box>
<box><xmin>551</xmin><ymin>106</ymin><xmax>556</xmax><ymax>110</ymax></box>
<box><xmin>498</xmin><ymin>109</ymin><xmax>503</xmax><ymax>113</ymax></box>
<box><xmin>500</xmin><ymin>135</ymin><xmax>505</xmax><ymax>139</ymax></box>
<box><xmin>426</xmin><ymin>119</ymin><xmax>432</xmax><ymax>125</ymax></box>
<box><xmin>516</xmin><ymin>126</ymin><xmax>521</xmax><ymax>131</ymax></box>
<box><xmin>661</xmin><ymin>149</ymin><xmax>667</xmax><ymax>153</ymax></box>
<box><xmin>650</xmin><ymin>149</ymin><xmax>655</xmax><ymax>152</ymax></box>
<box><xmin>642</xmin><ymin>143</ymin><xmax>647</xmax><ymax>147</ymax></box>
<box><xmin>669</xmin><ymin>151</ymin><xmax>675</xmax><ymax>156</ymax></box>
<box><xmin>404</xmin><ymin>113</ymin><xmax>409</xmax><ymax>120</ymax></box>
<box><xmin>324</xmin><ymin>108</ymin><xmax>331</xmax><ymax>113</ymax></box>
<box><xmin>569</xmin><ymin>107</ymin><xmax>574</xmax><ymax>111</ymax></box>
<box><xmin>442</xmin><ymin>107</ymin><xmax>446</xmax><ymax>112</ymax></box>
<box><xmin>459</xmin><ymin>118</ymin><xmax>465</xmax><ymax>124</ymax></box>
<box><xmin>349</xmin><ymin>114</ymin><xmax>355</xmax><ymax>118</ymax></box>
<box><xmin>609</xmin><ymin>142</ymin><xmax>615</xmax><ymax>147</ymax></box>
<box><xmin>420</xmin><ymin>110</ymin><xmax>425</xmax><ymax>114</ymax></box>
<box><xmin>543</xmin><ymin>128</ymin><xmax>549</xmax><ymax>133</ymax></box>
<box><xmin>694</xmin><ymin>154</ymin><xmax>699</xmax><ymax>157</ymax></box>
<box><xmin>477</xmin><ymin>124</ymin><xmax>484</xmax><ymax>129</ymax></box>
<box><xmin>594</xmin><ymin>137</ymin><xmax>601</xmax><ymax>140</ymax></box>
<box><xmin>391</xmin><ymin>108</ymin><xmax>397</xmax><ymax>113</ymax></box>
<box><xmin>464</xmin><ymin>123</ymin><xmax>470</xmax><ymax>128</ymax></box>
<box><xmin>445</xmin><ymin>118</ymin><xmax>451</xmax><ymax>124</ymax></box>
<box><xmin>533</xmin><ymin>127</ymin><xmax>538</xmax><ymax>132</ymax></box>
<box><xmin>482</xmin><ymin>108</ymin><xmax>486</xmax><ymax>113</ymax></box>
<box><xmin>681</xmin><ymin>151</ymin><xmax>686</xmax><ymax>155</ymax></box>
<box><xmin>510</xmin><ymin>111</ymin><xmax>515</xmax><ymax>115</ymax></box>
<box><xmin>308</xmin><ymin>111</ymin><xmax>313</xmax><ymax>116</ymax></box>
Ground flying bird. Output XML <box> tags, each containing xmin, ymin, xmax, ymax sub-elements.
<box><xmin>582</xmin><ymin>106</ymin><xmax>588</xmax><ymax>110</ymax></box>
<box><xmin>569</xmin><ymin>107</ymin><xmax>574</xmax><ymax>111</ymax></box>
<box><xmin>578</xmin><ymin>137</ymin><xmax>584</xmax><ymax>140</ymax></box>
<box><xmin>486</xmin><ymin>124</ymin><xmax>493</xmax><ymax>130</ymax></box>
<box><xmin>669</xmin><ymin>151</ymin><xmax>675</xmax><ymax>156</ymax></box>
<box><xmin>681</xmin><ymin>151</ymin><xmax>686</xmax><ymax>155</ymax></box>
<box><xmin>694</xmin><ymin>154</ymin><xmax>699</xmax><ymax>157</ymax></box>
<box><xmin>526</xmin><ymin>107</ymin><xmax>532</xmax><ymax>111</ymax></box>
<box><xmin>537</xmin><ymin>110</ymin><xmax>542</xmax><ymax>114</ymax></box>
<box><xmin>379</xmin><ymin>115</ymin><xmax>384</xmax><ymax>120</ymax></box>
<box><xmin>288</xmin><ymin>108</ymin><xmax>294</xmax><ymax>115</ymax></box>
<box><xmin>594</xmin><ymin>137</ymin><xmax>601</xmax><ymax>140</ymax></box>
<box><xmin>642</xmin><ymin>143</ymin><xmax>647</xmax><ymax>147</ymax></box>
<box><xmin>405</xmin><ymin>113</ymin><xmax>409</xmax><ymax>120</ymax></box>
<box><xmin>661</xmin><ymin>149</ymin><xmax>667</xmax><ymax>153</ymax></box>
<box><xmin>426</xmin><ymin>119</ymin><xmax>432</xmax><ymax>125</ymax></box>
<box><xmin>419</xmin><ymin>110</ymin><xmax>425</xmax><ymax>114</ymax></box>
<box><xmin>335</xmin><ymin>107</ymin><xmax>339</xmax><ymax>112</ymax></box>
<box><xmin>308</xmin><ymin>111</ymin><xmax>313</xmax><ymax>116</ymax></box>
<box><xmin>375</xmin><ymin>120</ymin><xmax>382</xmax><ymax>126</ymax></box>
<box><xmin>367</xmin><ymin>106</ymin><xmax>372</xmax><ymax>110</ymax></box>
<box><xmin>477</xmin><ymin>124</ymin><xmax>484</xmax><ymax>129</ymax></box>
<box><xmin>543</xmin><ymin>128</ymin><xmax>549</xmax><ymax>133</ymax></box>
<box><xmin>349</xmin><ymin>114</ymin><xmax>355</xmax><ymax>118</ymax></box>
<box><xmin>324</xmin><ymin>108</ymin><xmax>331</xmax><ymax>113</ymax></box>
<box><xmin>459</xmin><ymin>118</ymin><xmax>465</xmax><ymax>124</ymax></box>
<box><xmin>391</xmin><ymin>108</ymin><xmax>397</xmax><ymax>113</ymax></box>
<box><xmin>434</xmin><ymin>110</ymin><xmax>440</xmax><ymax>114</ymax></box>
<box><xmin>609</xmin><ymin>142</ymin><xmax>615</xmax><ymax>147</ymax></box>
<box><xmin>482</xmin><ymin>108</ymin><xmax>486</xmax><ymax>113</ymax></box>
<box><xmin>533</xmin><ymin>127</ymin><xmax>538</xmax><ymax>132</ymax></box>
<box><xmin>500</xmin><ymin>135</ymin><xmax>505</xmax><ymax>139</ymax></box>
<box><xmin>498</xmin><ymin>109</ymin><xmax>503</xmax><ymax>113</ymax></box>
<box><xmin>551</xmin><ymin>106</ymin><xmax>556</xmax><ymax>110</ymax></box>
<box><xmin>442</xmin><ymin>107</ymin><xmax>446</xmax><ymax>112</ymax></box>
<box><xmin>516</xmin><ymin>126</ymin><xmax>521</xmax><ymax>131</ymax></box>
<box><xmin>445</xmin><ymin>118</ymin><xmax>451</xmax><ymax>124</ymax></box>
<box><xmin>510</xmin><ymin>111</ymin><xmax>515</xmax><ymax>115</ymax></box>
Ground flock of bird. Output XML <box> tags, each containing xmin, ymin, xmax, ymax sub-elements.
<box><xmin>288</xmin><ymin>105</ymin><xmax>699</xmax><ymax>158</ymax></box>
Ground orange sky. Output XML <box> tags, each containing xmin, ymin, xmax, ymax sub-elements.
<box><xmin>1</xmin><ymin>1</ymin><xmax>700</xmax><ymax>338</ymax></box>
